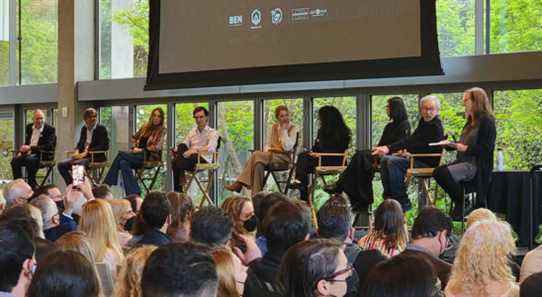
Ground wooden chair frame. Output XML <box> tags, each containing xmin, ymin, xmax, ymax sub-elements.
<box><xmin>404</xmin><ymin>152</ymin><xmax>443</xmax><ymax>211</ymax></box>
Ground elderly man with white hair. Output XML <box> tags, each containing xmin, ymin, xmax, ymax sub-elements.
<box><xmin>372</xmin><ymin>95</ymin><xmax>445</xmax><ymax>211</ymax></box>
<box><xmin>2</xmin><ymin>179</ymin><xmax>33</xmax><ymax>209</ymax></box>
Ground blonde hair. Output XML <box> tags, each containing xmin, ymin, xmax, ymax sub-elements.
<box><xmin>221</xmin><ymin>196</ymin><xmax>252</xmax><ymax>235</ymax></box>
<box><xmin>212</xmin><ymin>248</ymin><xmax>240</xmax><ymax>297</ymax></box>
<box><xmin>448</xmin><ymin>220</ymin><xmax>515</xmax><ymax>296</ymax></box>
<box><xmin>56</xmin><ymin>231</ymin><xmax>97</xmax><ymax>264</ymax></box>
<box><xmin>114</xmin><ymin>245</ymin><xmax>157</xmax><ymax>297</ymax></box>
<box><xmin>26</xmin><ymin>204</ymin><xmax>45</xmax><ymax>239</ymax></box>
<box><xmin>107</xmin><ymin>199</ymin><xmax>132</xmax><ymax>228</ymax></box>
<box><xmin>466</xmin><ymin>208</ymin><xmax>497</xmax><ymax>228</ymax></box>
<box><xmin>79</xmin><ymin>199</ymin><xmax>124</xmax><ymax>263</ymax></box>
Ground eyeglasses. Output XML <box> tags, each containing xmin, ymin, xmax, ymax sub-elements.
<box><xmin>193</xmin><ymin>115</ymin><xmax>206</xmax><ymax>119</ymax></box>
<box><xmin>323</xmin><ymin>264</ymin><xmax>353</xmax><ymax>282</ymax></box>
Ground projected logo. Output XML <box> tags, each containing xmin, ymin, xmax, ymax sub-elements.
<box><xmin>251</xmin><ymin>9</ymin><xmax>262</xmax><ymax>28</ymax></box>
<box><xmin>291</xmin><ymin>8</ymin><xmax>309</xmax><ymax>22</ymax></box>
<box><xmin>228</xmin><ymin>15</ymin><xmax>243</xmax><ymax>27</ymax></box>
<box><xmin>271</xmin><ymin>8</ymin><xmax>283</xmax><ymax>25</ymax></box>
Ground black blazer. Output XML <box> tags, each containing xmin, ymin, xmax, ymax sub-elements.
<box><xmin>24</xmin><ymin>123</ymin><xmax>56</xmax><ymax>161</ymax></box>
<box><xmin>76</xmin><ymin>124</ymin><xmax>110</xmax><ymax>162</ymax></box>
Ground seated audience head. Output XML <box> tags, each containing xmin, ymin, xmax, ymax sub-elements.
<box><xmin>411</xmin><ymin>206</ymin><xmax>452</xmax><ymax>257</ymax></box>
<box><xmin>78</xmin><ymin>199</ymin><xmax>122</xmax><ymax>262</ymax></box>
<box><xmin>115</xmin><ymin>245</ymin><xmax>157</xmax><ymax>297</ymax></box>
<box><xmin>191</xmin><ymin>206</ymin><xmax>233</xmax><ymax>247</ymax></box>
<box><xmin>142</xmin><ymin>242</ymin><xmax>218</xmax><ymax>297</ymax></box>
<box><xmin>26</xmin><ymin>204</ymin><xmax>45</xmax><ymax>239</ymax></box>
<box><xmin>193</xmin><ymin>106</ymin><xmax>209</xmax><ymax>128</ymax></box>
<box><xmin>447</xmin><ymin>220</ymin><xmax>516</xmax><ymax>296</ymax></box>
<box><xmin>166</xmin><ymin>192</ymin><xmax>193</xmax><ymax>243</ymax></box>
<box><xmin>34</xmin><ymin>238</ymin><xmax>58</xmax><ymax>266</ymax></box>
<box><xmin>253</xmin><ymin>192</ymin><xmax>288</xmax><ymax>232</ymax></box>
<box><xmin>0</xmin><ymin>205</ymin><xmax>40</xmax><ymax>241</ymax></box>
<box><xmin>139</xmin><ymin>191</ymin><xmax>171</xmax><ymax>231</ymax></box>
<box><xmin>212</xmin><ymin>248</ymin><xmax>242</xmax><ymax>297</ymax></box>
<box><xmin>26</xmin><ymin>250</ymin><xmax>100</xmax><ymax>297</ymax></box>
<box><xmin>56</xmin><ymin>231</ymin><xmax>97</xmax><ymax>264</ymax></box>
<box><xmin>521</xmin><ymin>272</ymin><xmax>542</xmax><ymax>297</ymax></box>
<box><xmin>387</xmin><ymin>96</ymin><xmax>409</xmax><ymax>123</ymax></box>
<box><xmin>364</xmin><ymin>253</ymin><xmax>438</xmax><ymax>297</ymax></box>
<box><xmin>0</xmin><ymin>221</ymin><xmax>35</xmax><ymax>295</ymax></box>
<box><xmin>263</xmin><ymin>200</ymin><xmax>310</xmax><ymax>255</ymax></box>
<box><xmin>3</xmin><ymin>179</ymin><xmax>33</xmax><ymax>208</ymax></box>
<box><xmin>280</xmin><ymin>239</ymin><xmax>351</xmax><ymax>297</ymax></box>
<box><xmin>83</xmin><ymin>107</ymin><xmax>98</xmax><ymax>127</ymax></box>
<box><xmin>365</xmin><ymin>199</ymin><xmax>408</xmax><ymax>253</ymax></box>
<box><xmin>419</xmin><ymin>95</ymin><xmax>441</xmax><ymax>122</ymax></box>
<box><xmin>126</xmin><ymin>194</ymin><xmax>143</xmax><ymax>212</ymax></box>
<box><xmin>65</xmin><ymin>186</ymin><xmax>87</xmax><ymax>218</ymax></box>
<box><xmin>35</xmin><ymin>185</ymin><xmax>62</xmax><ymax>202</ymax></box>
<box><xmin>107</xmin><ymin>198</ymin><xmax>136</xmax><ymax>232</ymax></box>
<box><xmin>221</xmin><ymin>195</ymin><xmax>255</xmax><ymax>234</ymax></box>
<box><xmin>317</xmin><ymin>195</ymin><xmax>353</xmax><ymax>242</ymax></box>
<box><xmin>466</xmin><ymin>207</ymin><xmax>497</xmax><ymax>228</ymax></box>
<box><xmin>30</xmin><ymin>195</ymin><xmax>59</xmax><ymax>231</ymax></box>
<box><xmin>92</xmin><ymin>184</ymin><xmax>113</xmax><ymax>200</ymax></box>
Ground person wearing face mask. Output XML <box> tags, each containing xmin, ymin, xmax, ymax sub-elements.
<box><xmin>226</xmin><ymin>105</ymin><xmax>298</xmax><ymax>196</ymax></box>
<box><xmin>221</xmin><ymin>196</ymin><xmax>257</xmax><ymax>239</ymax></box>
<box><xmin>11</xmin><ymin>109</ymin><xmax>56</xmax><ymax>190</ymax></box>
<box><xmin>30</xmin><ymin>194</ymin><xmax>77</xmax><ymax>242</ymax></box>
<box><xmin>107</xmin><ymin>199</ymin><xmax>136</xmax><ymax>247</ymax></box>
<box><xmin>372</xmin><ymin>95</ymin><xmax>445</xmax><ymax>212</ymax></box>
<box><xmin>401</xmin><ymin>207</ymin><xmax>453</xmax><ymax>290</ymax></box>
<box><xmin>280</xmin><ymin>239</ymin><xmax>353</xmax><ymax>297</ymax></box>
<box><xmin>104</xmin><ymin>107</ymin><xmax>166</xmax><ymax>196</ymax></box>
<box><xmin>433</xmin><ymin>87</ymin><xmax>496</xmax><ymax>220</ymax></box>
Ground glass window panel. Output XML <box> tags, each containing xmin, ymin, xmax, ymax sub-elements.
<box><xmin>99</xmin><ymin>0</ymin><xmax>149</xmax><ymax>79</ymax></box>
<box><xmin>174</xmin><ymin>102</ymin><xmax>209</xmax><ymax>145</ymax></box>
<box><xmin>313</xmin><ymin>97</ymin><xmax>357</xmax><ymax>148</ymax></box>
<box><xmin>490</xmin><ymin>0</ymin><xmax>542</xmax><ymax>54</ymax></box>
<box><xmin>371</xmin><ymin>94</ymin><xmax>419</xmax><ymax>147</ymax></box>
<box><xmin>20</xmin><ymin>0</ymin><xmax>58</xmax><ymax>84</ymax></box>
<box><xmin>494</xmin><ymin>89</ymin><xmax>542</xmax><ymax>170</ymax></box>
<box><xmin>436</xmin><ymin>0</ymin><xmax>475</xmax><ymax>57</ymax></box>
<box><xmin>217</xmin><ymin>100</ymin><xmax>254</xmax><ymax>204</ymax></box>
<box><xmin>0</xmin><ymin>0</ymin><xmax>11</xmax><ymax>86</ymax></box>
<box><xmin>0</xmin><ymin>110</ymin><xmax>14</xmax><ymax>182</ymax></box>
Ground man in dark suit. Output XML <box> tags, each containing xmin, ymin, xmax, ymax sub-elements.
<box><xmin>57</xmin><ymin>108</ymin><xmax>110</xmax><ymax>186</ymax></box>
<box><xmin>11</xmin><ymin>109</ymin><xmax>56</xmax><ymax>189</ymax></box>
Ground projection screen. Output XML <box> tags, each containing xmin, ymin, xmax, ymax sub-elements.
<box><xmin>146</xmin><ymin>0</ymin><xmax>443</xmax><ymax>90</ymax></box>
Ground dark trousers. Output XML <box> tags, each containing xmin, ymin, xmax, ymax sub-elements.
<box><xmin>433</xmin><ymin>165</ymin><xmax>464</xmax><ymax>206</ymax></box>
<box><xmin>57</xmin><ymin>157</ymin><xmax>90</xmax><ymax>186</ymax></box>
<box><xmin>172</xmin><ymin>144</ymin><xmax>206</xmax><ymax>192</ymax></box>
<box><xmin>103</xmin><ymin>151</ymin><xmax>144</xmax><ymax>196</ymax></box>
<box><xmin>295</xmin><ymin>152</ymin><xmax>319</xmax><ymax>201</ymax></box>
<box><xmin>11</xmin><ymin>154</ymin><xmax>40</xmax><ymax>188</ymax></box>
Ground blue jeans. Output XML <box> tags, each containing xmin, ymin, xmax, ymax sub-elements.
<box><xmin>57</xmin><ymin>157</ymin><xmax>90</xmax><ymax>186</ymax></box>
<box><xmin>379</xmin><ymin>155</ymin><xmax>428</xmax><ymax>211</ymax></box>
<box><xmin>103</xmin><ymin>151</ymin><xmax>144</xmax><ymax>195</ymax></box>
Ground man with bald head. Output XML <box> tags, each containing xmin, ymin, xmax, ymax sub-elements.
<box><xmin>11</xmin><ymin>109</ymin><xmax>56</xmax><ymax>189</ymax></box>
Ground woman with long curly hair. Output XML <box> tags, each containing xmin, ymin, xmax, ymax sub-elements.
<box><xmin>104</xmin><ymin>107</ymin><xmax>166</xmax><ymax>196</ymax></box>
<box><xmin>114</xmin><ymin>245</ymin><xmax>157</xmax><ymax>297</ymax></box>
<box><xmin>445</xmin><ymin>220</ymin><xmax>518</xmax><ymax>297</ymax></box>
<box><xmin>294</xmin><ymin>105</ymin><xmax>351</xmax><ymax>201</ymax></box>
<box><xmin>358</xmin><ymin>199</ymin><xmax>408</xmax><ymax>257</ymax></box>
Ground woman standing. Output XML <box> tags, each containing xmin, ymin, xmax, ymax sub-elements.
<box><xmin>104</xmin><ymin>107</ymin><xmax>166</xmax><ymax>196</ymax></box>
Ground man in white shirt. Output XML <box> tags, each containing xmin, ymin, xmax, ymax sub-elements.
<box><xmin>11</xmin><ymin>109</ymin><xmax>56</xmax><ymax>189</ymax></box>
<box><xmin>172</xmin><ymin>106</ymin><xmax>218</xmax><ymax>192</ymax></box>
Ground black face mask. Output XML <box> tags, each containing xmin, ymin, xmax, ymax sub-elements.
<box><xmin>124</xmin><ymin>217</ymin><xmax>136</xmax><ymax>232</ymax></box>
<box><xmin>243</xmin><ymin>216</ymin><xmax>258</xmax><ymax>233</ymax></box>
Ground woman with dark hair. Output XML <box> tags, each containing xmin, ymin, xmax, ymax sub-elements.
<box><xmin>104</xmin><ymin>107</ymin><xmax>166</xmax><ymax>196</ymax></box>
<box><xmin>364</xmin><ymin>253</ymin><xmax>440</xmax><ymax>297</ymax></box>
<box><xmin>294</xmin><ymin>105</ymin><xmax>352</xmax><ymax>201</ymax></box>
<box><xmin>279</xmin><ymin>239</ymin><xmax>352</xmax><ymax>297</ymax></box>
<box><xmin>166</xmin><ymin>192</ymin><xmax>194</xmax><ymax>243</ymax></box>
<box><xmin>433</xmin><ymin>87</ymin><xmax>496</xmax><ymax>219</ymax></box>
<box><xmin>357</xmin><ymin>199</ymin><xmax>408</xmax><ymax>257</ymax></box>
<box><xmin>325</xmin><ymin>97</ymin><xmax>411</xmax><ymax>225</ymax></box>
<box><xmin>27</xmin><ymin>250</ymin><xmax>101</xmax><ymax>297</ymax></box>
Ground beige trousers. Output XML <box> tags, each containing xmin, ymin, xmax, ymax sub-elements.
<box><xmin>237</xmin><ymin>151</ymin><xmax>290</xmax><ymax>194</ymax></box>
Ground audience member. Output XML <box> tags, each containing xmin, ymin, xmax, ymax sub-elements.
<box><xmin>30</xmin><ymin>194</ymin><xmax>76</xmax><ymax>241</ymax></box>
<box><xmin>244</xmin><ymin>200</ymin><xmax>309</xmax><ymax>297</ymax></box>
<box><xmin>364</xmin><ymin>253</ymin><xmax>439</xmax><ymax>297</ymax></box>
<box><xmin>280</xmin><ymin>239</ymin><xmax>352</xmax><ymax>297</ymax></box>
<box><xmin>212</xmin><ymin>248</ymin><xmax>244</xmax><ymax>297</ymax></box>
<box><xmin>26</xmin><ymin>251</ymin><xmax>100</xmax><ymax>297</ymax></box>
<box><xmin>466</xmin><ymin>207</ymin><xmax>497</xmax><ymax>228</ymax></box>
<box><xmin>0</xmin><ymin>205</ymin><xmax>40</xmax><ymax>241</ymax></box>
<box><xmin>56</xmin><ymin>231</ymin><xmax>97</xmax><ymax>265</ymax></box>
<box><xmin>129</xmin><ymin>191</ymin><xmax>171</xmax><ymax>246</ymax></box>
<box><xmin>107</xmin><ymin>199</ymin><xmax>135</xmax><ymax>246</ymax></box>
<box><xmin>403</xmin><ymin>207</ymin><xmax>453</xmax><ymax>289</ymax></box>
<box><xmin>521</xmin><ymin>239</ymin><xmax>542</xmax><ymax>282</ymax></box>
<box><xmin>114</xmin><ymin>245</ymin><xmax>157</xmax><ymax>297</ymax></box>
<box><xmin>166</xmin><ymin>191</ymin><xmax>193</xmax><ymax>243</ymax></box>
<box><xmin>26</xmin><ymin>204</ymin><xmax>45</xmax><ymax>239</ymax></box>
<box><xmin>141</xmin><ymin>242</ymin><xmax>218</xmax><ymax>297</ymax></box>
<box><xmin>358</xmin><ymin>199</ymin><xmax>408</xmax><ymax>257</ymax></box>
<box><xmin>125</xmin><ymin>194</ymin><xmax>143</xmax><ymax>213</ymax></box>
<box><xmin>445</xmin><ymin>220</ymin><xmax>518</xmax><ymax>297</ymax></box>
<box><xmin>252</xmin><ymin>192</ymin><xmax>289</xmax><ymax>256</ymax></box>
<box><xmin>520</xmin><ymin>272</ymin><xmax>542</xmax><ymax>297</ymax></box>
<box><xmin>353</xmin><ymin>249</ymin><xmax>387</xmax><ymax>295</ymax></box>
<box><xmin>3</xmin><ymin>179</ymin><xmax>33</xmax><ymax>208</ymax></box>
<box><xmin>93</xmin><ymin>184</ymin><xmax>114</xmax><ymax>200</ymax></box>
<box><xmin>79</xmin><ymin>199</ymin><xmax>124</xmax><ymax>275</ymax></box>
<box><xmin>222</xmin><ymin>196</ymin><xmax>256</xmax><ymax>236</ymax></box>
<box><xmin>191</xmin><ymin>206</ymin><xmax>233</xmax><ymax>247</ymax></box>
<box><xmin>0</xmin><ymin>221</ymin><xmax>35</xmax><ymax>297</ymax></box>
<box><xmin>34</xmin><ymin>237</ymin><xmax>58</xmax><ymax>266</ymax></box>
